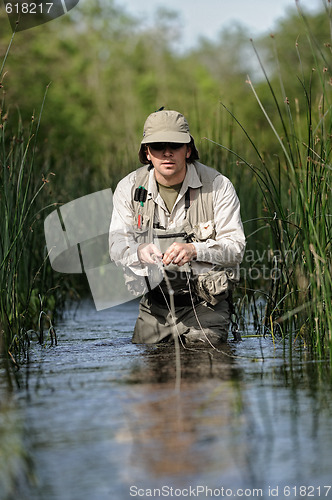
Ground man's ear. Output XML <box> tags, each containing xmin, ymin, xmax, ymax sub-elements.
<box><xmin>146</xmin><ymin>147</ymin><xmax>151</xmax><ymax>162</ymax></box>
<box><xmin>186</xmin><ymin>146</ymin><xmax>192</xmax><ymax>159</ymax></box>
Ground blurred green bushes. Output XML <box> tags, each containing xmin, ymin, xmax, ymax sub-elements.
<box><xmin>0</xmin><ymin>0</ymin><xmax>328</xmax><ymax>197</ymax></box>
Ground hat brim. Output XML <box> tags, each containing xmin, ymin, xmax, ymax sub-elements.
<box><xmin>138</xmin><ymin>135</ymin><xmax>199</xmax><ymax>164</ymax></box>
<box><xmin>141</xmin><ymin>131</ymin><xmax>191</xmax><ymax>144</ymax></box>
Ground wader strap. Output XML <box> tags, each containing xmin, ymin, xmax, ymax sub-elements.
<box><xmin>156</xmin><ymin>232</ymin><xmax>188</xmax><ymax>240</ymax></box>
<box><xmin>144</xmin><ymin>275</ymin><xmax>153</xmax><ymax>294</ymax></box>
<box><xmin>184</xmin><ymin>188</ymin><xmax>190</xmax><ymax>215</ymax></box>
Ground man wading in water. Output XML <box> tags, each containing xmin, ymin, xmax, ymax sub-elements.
<box><xmin>109</xmin><ymin>109</ymin><xmax>246</xmax><ymax>345</ymax></box>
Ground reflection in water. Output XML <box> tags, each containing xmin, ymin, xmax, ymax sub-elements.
<box><xmin>0</xmin><ymin>302</ymin><xmax>332</xmax><ymax>499</ymax></box>
<box><xmin>130</xmin><ymin>342</ymin><xmax>238</xmax><ymax>383</ymax></box>
<box><xmin>121</xmin><ymin>344</ymin><xmax>243</xmax><ymax>479</ymax></box>
<box><xmin>118</xmin><ymin>340</ymin><xmax>332</xmax><ymax>493</ymax></box>
<box><xmin>0</xmin><ymin>386</ymin><xmax>34</xmax><ymax>500</ymax></box>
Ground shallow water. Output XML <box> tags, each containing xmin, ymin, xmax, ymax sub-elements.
<box><xmin>1</xmin><ymin>300</ymin><xmax>332</xmax><ymax>500</ymax></box>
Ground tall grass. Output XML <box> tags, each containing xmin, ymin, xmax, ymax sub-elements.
<box><xmin>0</xmin><ymin>38</ymin><xmax>57</xmax><ymax>369</ymax></box>
<box><xmin>207</xmin><ymin>7</ymin><xmax>332</xmax><ymax>357</ymax></box>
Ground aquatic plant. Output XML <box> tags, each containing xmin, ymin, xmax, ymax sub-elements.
<box><xmin>0</xmin><ymin>33</ymin><xmax>57</xmax><ymax>367</ymax></box>
<box><xmin>207</xmin><ymin>2</ymin><xmax>332</xmax><ymax>357</ymax></box>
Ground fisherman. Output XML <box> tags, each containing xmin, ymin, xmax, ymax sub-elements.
<box><xmin>109</xmin><ymin>109</ymin><xmax>246</xmax><ymax>345</ymax></box>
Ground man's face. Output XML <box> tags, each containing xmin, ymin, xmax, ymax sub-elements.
<box><xmin>146</xmin><ymin>143</ymin><xmax>191</xmax><ymax>186</ymax></box>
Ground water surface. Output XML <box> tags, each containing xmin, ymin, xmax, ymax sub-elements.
<box><xmin>1</xmin><ymin>300</ymin><xmax>332</xmax><ymax>500</ymax></box>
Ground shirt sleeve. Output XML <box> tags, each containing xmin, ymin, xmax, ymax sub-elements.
<box><xmin>192</xmin><ymin>174</ymin><xmax>246</xmax><ymax>266</ymax></box>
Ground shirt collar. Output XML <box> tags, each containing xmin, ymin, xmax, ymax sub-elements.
<box><xmin>147</xmin><ymin>162</ymin><xmax>202</xmax><ymax>201</ymax></box>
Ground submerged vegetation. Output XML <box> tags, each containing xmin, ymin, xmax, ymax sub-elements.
<box><xmin>0</xmin><ymin>0</ymin><xmax>331</xmax><ymax>364</ymax></box>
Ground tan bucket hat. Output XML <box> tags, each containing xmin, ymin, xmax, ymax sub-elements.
<box><xmin>141</xmin><ymin>110</ymin><xmax>192</xmax><ymax>144</ymax></box>
<box><xmin>138</xmin><ymin>109</ymin><xmax>199</xmax><ymax>164</ymax></box>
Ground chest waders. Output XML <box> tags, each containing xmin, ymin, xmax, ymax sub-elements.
<box><xmin>130</xmin><ymin>163</ymin><xmax>241</xmax><ymax>343</ymax></box>
<box><xmin>146</xmin><ymin>187</ymin><xmax>198</xmax><ymax>308</ymax></box>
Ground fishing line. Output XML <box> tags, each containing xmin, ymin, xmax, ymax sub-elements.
<box><xmin>185</xmin><ymin>270</ymin><xmax>240</xmax><ymax>356</ymax></box>
<box><xmin>153</xmin><ymin>256</ymin><xmax>265</xmax><ymax>363</ymax></box>
<box><xmin>154</xmin><ymin>257</ymin><xmax>183</xmax><ymax>391</ymax></box>
<box><xmin>154</xmin><ymin>258</ymin><xmax>189</xmax><ymax>351</ymax></box>
<box><xmin>177</xmin><ymin>265</ymin><xmax>264</xmax><ymax>361</ymax></box>
<box><xmin>185</xmin><ymin>269</ymin><xmax>265</xmax><ymax>362</ymax></box>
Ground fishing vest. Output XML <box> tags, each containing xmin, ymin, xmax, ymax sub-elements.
<box><xmin>133</xmin><ymin>161</ymin><xmax>217</xmax><ymax>241</ymax></box>
<box><xmin>128</xmin><ymin>161</ymin><xmax>239</xmax><ymax>304</ymax></box>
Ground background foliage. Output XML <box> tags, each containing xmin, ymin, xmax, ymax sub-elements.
<box><xmin>0</xmin><ymin>1</ymin><xmax>328</xmax><ymax>192</ymax></box>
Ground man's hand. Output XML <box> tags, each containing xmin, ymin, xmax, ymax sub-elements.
<box><xmin>163</xmin><ymin>242</ymin><xmax>197</xmax><ymax>267</ymax></box>
<box><xmin>137</xmin><ymin>243</ymin><xmax>163</xmax><ymax>265</ymax></box>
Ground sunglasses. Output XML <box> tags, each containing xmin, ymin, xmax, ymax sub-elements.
<box><xmin>147</xmin><ymin>142</ymin><xmax>185</xmax><ymax>151</ymax></box>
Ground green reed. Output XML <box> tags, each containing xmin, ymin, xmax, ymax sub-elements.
<box><xmin>0</xmin><ymin>111</ymin><xmax>40</xmax><ymax>363</ymax></box>
<box><xmin>205</xmin><ymin>9</ymin><xmax>332</xmax><ymax>357</ymax></box>
<box><xmin>0</xmin><ymin>40</ymin><xmax>56</xmax><ymax>366</ymax></box>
